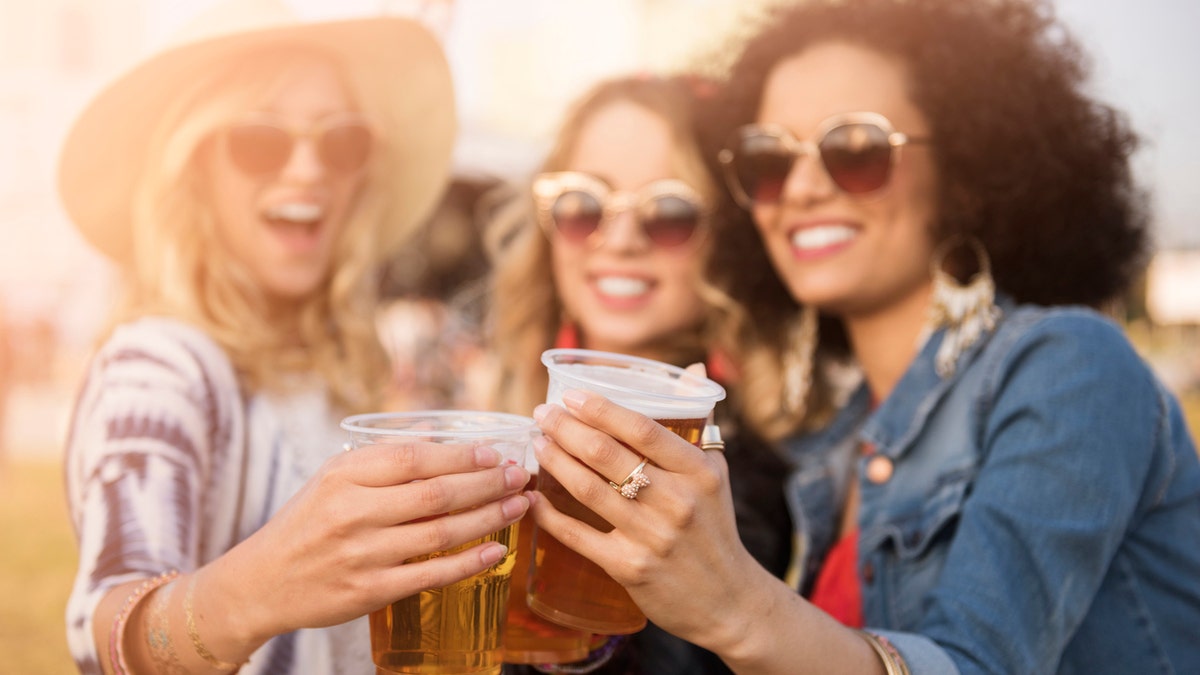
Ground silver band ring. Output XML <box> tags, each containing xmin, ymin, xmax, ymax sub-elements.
<box><xmin>609</xmin><ymin>458</ymin><xmax>651</xmax><ymax>499</ymax></box>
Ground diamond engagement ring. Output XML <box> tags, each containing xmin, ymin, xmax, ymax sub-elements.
<box><xmin>610</xmin><ymin>458</ymin><xmax>651</xmax><ymax>499</ymax></box>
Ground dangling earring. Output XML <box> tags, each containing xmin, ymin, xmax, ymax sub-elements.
<box><xmin>927</xmin><ymin>236</ymin><xmax>1002</xmax><ymax>377</ymax></box>
<box><xmin>783</xmin><ymin>304</ymin><xmax>818</xmax><ymax>416</ymax></box>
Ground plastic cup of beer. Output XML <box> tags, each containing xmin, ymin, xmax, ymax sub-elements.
<box><xmin>501</xmin><ymin>467</ymin><xmax>593</xmax><ymax>665</ymax></box>
<box><xmin>341</xmin><ymin>411</ymin><xmax>536</xmax><ymax>675</ymax></box>
<box><xmin>528</xmin><ymin>349</ymin><xmax>726</xmax><ymax>635</ymax></box>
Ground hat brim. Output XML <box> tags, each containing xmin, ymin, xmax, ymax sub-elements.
<box><xmin>57</xmin><ymin>16</ymin><xmax>456</xmax><ymax>264</ymax></box>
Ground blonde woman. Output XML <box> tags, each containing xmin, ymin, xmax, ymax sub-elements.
<box><xmin>59</xmin><ymin>2</ymin><xmax>530</xmax><ymax>673</ymax></box>
<box><xmin>485</xmin><ymin>75</ymin><xmax>792</xmax><ymax>675</ymax></box>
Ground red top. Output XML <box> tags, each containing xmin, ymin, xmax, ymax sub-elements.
<box><xmin>809</xmin><ymin>438</ymin><xmax>878</xmax><ymax>628</ymax></box>
<box><xmin>809</xmin><ymin>529</ymin><xmax>864</xmax><ymax>627</ymax></box>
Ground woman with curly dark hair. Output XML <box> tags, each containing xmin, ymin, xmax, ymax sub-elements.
<box><xmin>523</xmin><ymin>0</ymin><xmax>1200</xmax><ymax>673</ymax></box>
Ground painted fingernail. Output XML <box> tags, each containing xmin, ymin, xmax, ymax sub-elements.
<box><xmin>501</xmin><ymin>495</ymin><xmax>529</xmax><ymax>520</ymax></box>
<box><xmin>561</xmin><ymin>389</ymin><xmax>587</xmax><ymax>410</ymax></box>
<box><xmin>480</xmin><ymin>543</ymin><xmax>508</xmax><ymax>566</ymax></box>
<box><xmin>504</xmin><ymin>465</ymin><xmax>529</xmax><ymax>489</ymax></box>
<box><xmin>475</xmin><ymin>446</ymin><xmax>501</xmax><ymax>467</ymax></box>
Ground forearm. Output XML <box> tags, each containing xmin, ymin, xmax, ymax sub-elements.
<box><xmin>702</xmin><ymin>569</ymin><xmax>886</xmax><ymax>675</ymax></box>
<box><xmin>95</xmin><ymin>568</ymin><xmax>263</xmax><ymax>674</ymax></box>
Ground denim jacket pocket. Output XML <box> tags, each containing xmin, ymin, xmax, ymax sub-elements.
<box><xmin>866</xmin><ymin>465</ymin><xmax>973</xmax><ymax>630</ymax></box>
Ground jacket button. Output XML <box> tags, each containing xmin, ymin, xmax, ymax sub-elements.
<box><xmin>865</xmin><ymin>455</ymin><xmax>894</xmax><ymax>483</ymax></box>
<box><xmin>862</xmin><ymin>562</ymin><xmax>876</xmax><ymax>584</ymax></box>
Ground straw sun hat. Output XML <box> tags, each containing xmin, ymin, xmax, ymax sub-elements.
<box><xmin>57</xmin><ymin>0</ymin><xmax>457</xmax><ymax>265</ymax></box>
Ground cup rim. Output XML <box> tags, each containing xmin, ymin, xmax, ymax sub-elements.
<box><xmin>540</xmin><ymin>348</ymin><xmax>727</xmax><ymax>404</ymax></box>
<box><xmin>340</xmin><ymin>410</ymin><xmax>538</xmax><ymax>439</ymax></box>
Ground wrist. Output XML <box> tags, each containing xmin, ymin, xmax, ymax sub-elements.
<box><xmin>190</xmin><ymin>562</ymin><xmax>270</xmax><ymax>662</ymax></box>
<box><xmin>697</xmin><ymin>565</ymin><xmax>790</xmax><ymax>665</ymax></box>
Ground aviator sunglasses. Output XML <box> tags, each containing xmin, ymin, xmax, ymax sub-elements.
<box><xmin>532</xmin><ymin>171</ymin><xmax>709</xmax><ymax>250</ymax></box>
<box><xmin>222</xmin><ymin>114</ymin><xmax>373</xmax><ymax>176</ymax></box>
<box><xmin>718</xmin><ymin>112</ymin><xmax>929</xmax><ymax>208</ymax></box>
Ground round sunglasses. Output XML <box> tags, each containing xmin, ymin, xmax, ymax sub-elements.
<box><xmin>718</xmin><ymin>112</ymin><xmax>929</xmax><ymax>208</ymax></box>
<box><xmin>531</xmin><ymin>171</ymin><xmax>709</xmax><ymax>250</ymax></box>
<box><xmin>222</xmin><ymin>114</ymin><xmax>373</xmax><ymax>177</ymax></box>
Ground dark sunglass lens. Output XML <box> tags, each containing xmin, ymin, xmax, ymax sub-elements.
<box><xmin>227</xmin><ymin>124</ymin><xmax>292</xmax><ymax>175</ymax></box>
<box><xmin>551</xmin><ymin>190</ymin><xmax>604</xmax><ymax>242</ymax></box>
<box><xmin>642</xmin><ymin>195</ymin><xmax>701</xmax><ymax>247</ymax></box>
<box><xmin>736</xmin><ymin>134</ymin><xmax>793</xmax><ymax>205</ymax></box>
<box><xmin>319</xmin><ymin>123</ymin><xmax>372</xmax><ymax>173</ymax></box>
<box><xmin>820</xmin><ymin>123</ymin><xmax>893</xmax><ymax>194</ymax></box>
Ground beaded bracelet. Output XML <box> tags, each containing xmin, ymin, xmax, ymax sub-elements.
<box><xmin>109</xmin><ymin>570</ymin><xmax>181</xmax><ymax>675</ymax></box>
<box><xmin>184</xmin><ymin>573</ymin><xmax>247</xmax><ymax>671</ymax></box>
<box><xmin>856</xmin><ymin>630</ymin><xmax>912</xmax><ymax>675</ymax></box>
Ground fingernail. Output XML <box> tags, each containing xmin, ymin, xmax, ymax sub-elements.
<box><xmin>524</xmin><ymin>490</ymin><xmax>541</xmax><ymax>508</ymax></box>
<box><xmin>533</xmin><ymin>404</ymin><xmax>551</xmax><ymax>422</ymax></box>
<box><xmin>475</xmin><ymin>446</ymin><xmax>501</xmax><ymax>467</ymax></box>
<box><xmin>501</xmin><ymin>495</ymin><xmax>529</xmax><ymax>520</ymax></box>
<box><xmin>504</xmin><ymin>464</ymin><xmax>529</xmax><ymax>489</ymax></box>
<box><xmin>561</xmin><ymin>389</ymin><xmax>587</xmax><ymax>410</ymax></box>
<box><xmin>480</xmin><ymin>543</ymin><xmax>508</xmax><ymax>566</ymax></box>
<box><xmin>532</xmin><ymin>434</ymin><xmax>548</xmax><ymax>455</ymax></box>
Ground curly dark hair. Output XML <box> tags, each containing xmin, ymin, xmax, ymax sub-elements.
<box><xmin>697</xmin><ymin>0</ymin><xmax>1151</xmax><ymax>435</ymax></box>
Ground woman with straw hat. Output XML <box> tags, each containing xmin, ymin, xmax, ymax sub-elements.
<box><xmin>60</xmin><ymin>1</ymin><xmax>532</xmax><ymax>673</ymax></box>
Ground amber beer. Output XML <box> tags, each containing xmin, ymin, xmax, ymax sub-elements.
<box><xmin>529</xmin><ymin>417</ymin><xmax>705</xmax><ymax>634</ymax></box>
<box><xmin>371</xmin><ymin>520</ymin><xmax>518</xmax><ymax>674</ymax></box>
<box><xmin>501</xmin><ymin>487</ymin><xmax>593</xmax><ymax>665</ymax></box>
<box><xmin>340</xmin><ymin>411</ymin><xmax>535</xmax><ymax>675</ymax></box>
<box><xmin>530</xmin><ymin>348</ymin><xmax>725</xmax><ymax>635</ymax></box>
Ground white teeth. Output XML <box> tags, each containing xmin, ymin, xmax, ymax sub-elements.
<box><xmin>265</xmin><ymin>203</ymin><xmax>323</xmax><ymax>223</ymax></box>
<box><xmin>595</xmin><ymin>276</ymin><xmax>650</xmax><ymax>297</ymax></box>
<box><xmin>791</xmin><ymin>225</ymin><xmax>857</xmax><ymax>250</ymax></box>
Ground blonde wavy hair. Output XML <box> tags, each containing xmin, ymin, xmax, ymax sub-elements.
<box><xmin>107</xmin><ymin>47</ymin><xmax>409</xmax><ymax>412</ymax></box>
<box><xmin>483</xmin><ymin>75</ymin><xmax>738</xmax><ymax>419</ymax></box>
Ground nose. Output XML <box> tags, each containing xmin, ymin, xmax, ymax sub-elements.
<box><xmin>277</xmin><ymin>137</ymin><xmax>325</xmax><ymax>183</ymax></box>
<box><xmin>595</xmin><ymin>207</ymin><xmax>651</xmax><ymax>253</ymax></box>
<box><xmin>778</xmin><ymin>144</ymin><xmax>835</xmax><ymax>206</ymax></box>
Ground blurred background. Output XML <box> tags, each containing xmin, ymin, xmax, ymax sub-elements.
<box><xmin>1</xmin><ymin>0</ymin><xmax>1196</xmax><ymax>671</ymax></box>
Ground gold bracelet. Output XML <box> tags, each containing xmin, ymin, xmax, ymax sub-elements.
<box><xmin>109</xmin><ymin>570</ymin><xmax>180</xmax><ymax>675</ymax></box>
<box><xmin>184</xmin><ymin>573</ymin><xmax>246</xmax><ymax>672</ymax></box>
<box><xmin>147</xmin><ymin>578</ymin><xmax>186</xmax><ymax>674</ymax></box>
<box><xmin>856</xmin><ymin>630</ymin><xmax>911</xmax><ymax>675</ymax></box>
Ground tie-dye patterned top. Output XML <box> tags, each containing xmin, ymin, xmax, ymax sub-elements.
<box><xmin>64</xmin><ymin>317</ymin><xmax>372</xmax><ymax>674</ymax></box>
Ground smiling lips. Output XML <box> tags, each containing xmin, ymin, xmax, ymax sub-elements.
<box><xmin>263</xmin><ymin>201</ymin><xmax>323</xmax><ymax>225</ymax></box>
<box><xmin>261</xmin><ymin>201</ymin><xmax>325</xmax><ymax>252</ymax></box>
<box><xmin>789</xmin><ymin>223</ymin><xmax>858</xmax><ymax>258</ymax></box>
<box><xmin>588</xmin><ymin>273</ymin><xmax>648</xmax><ymax>299</ymax></box>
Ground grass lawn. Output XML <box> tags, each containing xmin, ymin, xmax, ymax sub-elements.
<box><xmin>0</xmin><ymin>459</ymin><xmax>77</xmax><ymax>674</ymax></box>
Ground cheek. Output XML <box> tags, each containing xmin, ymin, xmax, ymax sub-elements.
<box><xmin>326</xmin><ymin>175</ymin><xmax>366</xmax><ymax>232</ymax></box>
<box><xmin>662</xmin><ymin>255</ymin><xmax>707</xmax><ymax>314</ymax></box>
<box><xmin>898</xmin><ymin>155</ymin><xmax>940</xmax><ymax>227</ymax></box>
<box><xmin>550</xmin><ymin>242</ymin><xmax>584</xmax><ymax>306</ymax></box>
<box><xmin>202</xmin><ymin>152</ymin><xmax>258</xmax><ymax>243</ymax></box>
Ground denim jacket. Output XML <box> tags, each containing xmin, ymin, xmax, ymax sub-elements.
<box><xmin>782</xmin><ymin>300</ymin><xmax>1200</xmax><ymax>674</ymax></box>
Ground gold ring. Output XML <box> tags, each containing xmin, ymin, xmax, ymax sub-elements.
<box><xmin>700</xmin><ymin>424</ymin><xmax>725</xmax><ymax>452</ymax></box>
<box><xmin>609</xmin><ymin>458</ymin><xmax>651</xmax><ymax>499</ymax></box>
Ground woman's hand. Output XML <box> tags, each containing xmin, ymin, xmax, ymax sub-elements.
<box><xmin>203</xmin><ymin>441</ymin><xmax>530</xmax><ymax>652</ymax></box>
<box><xmin>528</xmin><ymin>390</ymin><xmax>771</xmax><ymax>654</ymax></box>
